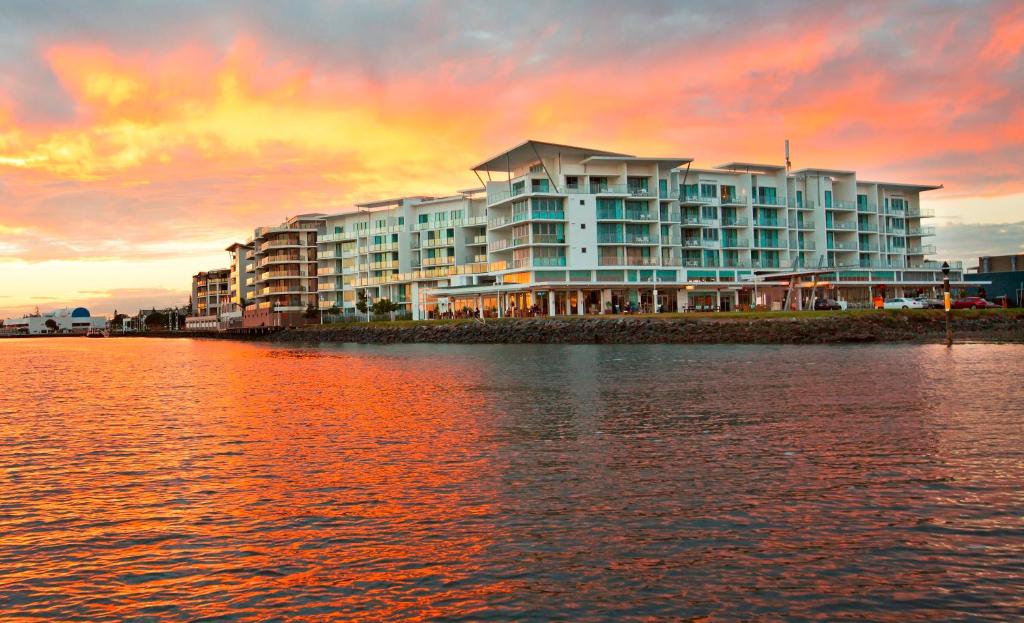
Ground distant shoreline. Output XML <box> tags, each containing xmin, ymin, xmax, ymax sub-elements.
<box><xmin>7</xmin><ymin>310</ymin><xmax>1021</xmax><ymax>345</ymax></box>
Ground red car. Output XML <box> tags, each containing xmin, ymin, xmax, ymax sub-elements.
<box><xmin>952</xmin><ymin>296</ymin><xmax>999</xmax><ymax>309</ymax></box>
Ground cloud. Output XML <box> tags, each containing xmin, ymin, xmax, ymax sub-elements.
<box><xmin>0</xmin><ymin>0</ymin><xmax>1021</xmax><ymax>311</ymax></box>
<box><xmin>935</xmin><ymin>221</ymin><xmax>1024</xmax><ymax>265</ymax></box>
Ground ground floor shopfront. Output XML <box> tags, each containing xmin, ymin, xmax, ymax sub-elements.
<box><xmin>420</xmin><ymin>279</ymin><xmax>967</xmax><ymax>319</ymax></box>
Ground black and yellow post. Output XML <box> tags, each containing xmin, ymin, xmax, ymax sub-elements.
<box><xmin>942</xmin><ymin>261</ymin><xmax>952</xmax><ymax>348</ymax></box>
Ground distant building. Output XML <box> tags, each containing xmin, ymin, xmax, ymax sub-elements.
<box><xmin>225</xmin><ymin>242</ymin><xmax>256</xmax><ymax>311</ymax></box>
<box><xmin>186</xmin><ymin>268</ymin><xmax>231</xmax><ymax>330</ymax></box>
<box><xmin>966</xmin><ymin>254</ymin><xmax>1024</xmax><ymax>306</ymax></box>
<box><xmin>1</xmin><ymin>307</ymin><xmax>107</xmax><ymax>335</ymax></box>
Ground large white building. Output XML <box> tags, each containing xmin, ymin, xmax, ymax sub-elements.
<box><xmin>311</xmin><ymin>140</ymin><xmax>961</xmax><ymax>319</ymax></box>
<box><xmin>1</xmin><ymin>307</ymin><xmax>107</xmax><ymax>335</ymax></box>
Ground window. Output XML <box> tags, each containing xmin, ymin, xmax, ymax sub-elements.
<box><xmin>418</xmin><ymin>214</ymin><xmax>428</xmax><ymax>224</ymax></box>
<box><xmin>566</xmin><ymin>176</ymin><xmax>579</xmax><ymax>190</ymax></box>
<box><xmin>579</xmin><ymin>199</ymin><xmax>585</xmax><ymax>205</ymax></box>
<box><xmin>702</xmin><ymin>228</ymin><xmax>719</xmax><ymax>241</ymax></box>
<box><xmin>825</xmin><ymin>190</ymin><xmax>833</xmax><ymax>208</ymax></box>
<box><xmin>582</xmin><ymin>247</ymin><xmax>587</xmax><ymax>253</ymax></box>
<box><xmin>532</xmin><ymin>178</ymin><xmax>549</xmax><ymax>192</ymax></box>
<box><xmin>397</xmin><ymin>216</ymin><xmax>404</xmax><ymax>225</ymax></box>
<box><xmin>659</xmin><ymin>179</ymin><xmax>668</xmax><ymax>198</ymax></box>
<box><xmin>512</xmin><ymin>180</ymin><xmax>525</xmax><ymax>195</ymax></box>
<box><xmin>580</xmin><ymin>223</ymin><xmax>586</xmax><ymax>229</ymax></box>
<box><xmin>796</xmin><ymin>190</ymin><xmax>803</xmax><ymax>208</ymax></box>
<box><xmin>700</xmin><ymin>183</ymin><xmax>717</xmax><ymax>198</ymax></box>
<box><xmin>450</xmin><ymin>210</ymin><xmax>463</xmax><ymax>221</ymax></box>
<box><xmin>701</xmin><ymin>205</ymin><xmax>718</xmax><ymax>220</ymax></box>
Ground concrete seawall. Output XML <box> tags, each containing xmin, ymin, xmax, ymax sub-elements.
<box><xmin>263</xmin><ymin>311</ymin><xmax>1024</xmax><ymax>345</ymax></box>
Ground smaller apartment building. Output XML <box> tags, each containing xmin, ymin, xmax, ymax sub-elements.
<box><xmin>191</xmin><ymin>269</ymin><xmax>231</xmax><ymax>317</ymax></box>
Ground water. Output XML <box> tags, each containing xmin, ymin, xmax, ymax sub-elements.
<box><xmin>1</xmin><ymin>339</ymin><xmax>1022</xmax><ymax>622</ymax></box>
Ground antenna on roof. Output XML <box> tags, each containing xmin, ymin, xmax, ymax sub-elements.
<box><xmin>785</xmin><ymin>139</ymin><xmax>791</xmax><ymax>173</ymax></box>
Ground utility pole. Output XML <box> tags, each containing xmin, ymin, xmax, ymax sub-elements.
<box><xmin>942</xmin><ymin>261</ymin><xmax>952</xmax><ymax>348</ymax></box>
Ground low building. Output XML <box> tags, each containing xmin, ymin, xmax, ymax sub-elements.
<box><xmin>966</xmin><ymin>254</ymin><xmax>1024</xmax><ymax>306</ymax></box>
<box><xmin>1</xmin><ymin>307</ymin><xmax>107</xmax><ymax>335</ymax></box>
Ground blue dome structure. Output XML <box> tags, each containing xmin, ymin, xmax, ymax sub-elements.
<box><xmin>70</xmin><ymin>307</ymin><xmax>90</xmax><ymax>318</ymax></box>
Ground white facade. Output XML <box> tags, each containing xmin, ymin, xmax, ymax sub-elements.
<box><xmin>306</xmin><ymin>141</ymin><xmax>958</xmax><ymax>318</ymax></box>
<box><xmin>2</xmin><ymin>307</ymin><xmax>107</xmax><ymax>335</ymax></box>
<box><xmin>250</xmin><ymin>214</ymin><xmax>324</xmax><ymax>312</ymax></box>
<box><xmin>191</xmin><ymin>268</ymin><xmax>231</xmax><ymax>317</ymax></box>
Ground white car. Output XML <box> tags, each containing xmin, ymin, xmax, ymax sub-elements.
<box><xmin>883</xmin><ymin>297</ymin><xmax>926</xmax><ymax>310</ymax></box>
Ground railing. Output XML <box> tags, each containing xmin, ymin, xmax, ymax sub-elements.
<box><xmin>752</xmin><ymin>240</ymin><xmax>787</xmax><ymax>249</ymax></box>
<box><xmin>795</xmin><ymin>220</ymin><xmax>815</xmax><ymax>229</ymax></box>
<box><xmin>422</xmin><ymin>256</ymin><xmax>455</xmax><ymax>266</ymax></box>
<box><xmin>721</xmin><ymin>239</ymin><xmax>750</xmax><ymax>248</ymax></box>
<box><xmin>827</xmin><ymin>221</ymin><xmax>857</xmax><ymax>230</ymax></box>
<box><xmin>859</xmin><ymin>243</ymin><xmax>880</xmax><ymax>252</ymax></box>
<box><xmin>830</xmin><ymin>200</ymin><xmax>857</xmax><ymax>211</ymax></box>
<box><xmin>469</xmin><ymin>235</ymin><xmax>488</xmax><ymax>244</ymax></box>
<box><xmin>721</xmin><ymin>217</ymin><xmax>749</xmax><ymax>227</ymax></box>
<box><xmin>681</xmin><ymin>216</ymin><xmax>705</xmax><ymax>226</ymax></box>
<box><xmin>533</xmin><ymin>256</ymin><xmax>567</xmax><ymax>267</ymax></box>
<box><xmin>533</xmin><ymin>234</ymin><xmax>565</xmax><ymax>244</ymax></box>
<box><xmin>796</xmin><ymin>241</ymin><xmax>816</xmax><ymax>251</ymax></box>
<box><xmin>752</xmin><ymin>196</ymin><xmax>787</xmax><ymax>207</ymax></box>
<box><xmin>828</xmin><ymin>242</ymin><xmax>859</xmax><ymax>251</ymax></box>
<box><xmin>682</xmin><ymin>193</ymin><xmax>722</xmax><ymax>205</ymax></box>
<box><xmin>754</xmin><ymin>218</ymin><xmax>787</xmax><ymax>228</ymax></box>
<box><xmin>857</xmin><ymin>202</ymin><xmax>877</xmax><ymax>213</ymax></box>
<box><xmin>370</xmin><ymin>261</ymin><xmax>399</xmax><ymax>270</ymax></box>
<box><xmin>907</xmin><ymin>226</ymin><xmax>936</xmax><ymax>236</ymax></box>
<box><xmin>906</xmin><ymin>208</ymin><xmax>935</xmax><ymax>218</ymax></box>
<box><xmin>368</xmin><ymin>243</ymin><xmax>399</xmax><ymax>252</ymax></box>
<box><xmin>624</xmin><ymin>211</ymin><xmax>655</xmax><ymax>221</ymax></box>
<box><xmin>858</xmin><ymin>223</ymin><xmax>878</xmax><ymax>232</ymax></box>
<box><xmin>624</xmin><ymin>233</ymin><xmax>659</xmax><ymax>244</ymax></box>
<box><xmin>660</xmin><ymin>210</ymin><xmax>681</xmax><ymax>222</ymax></box>
<box><xmin>422</xmin><ymin>237</ymin><xmax>455</xmax><ymax>248</ymax></box>
<box><xmin>682</xmin><ymin>239</ymin><xmax>703</xmax><ymax>248</ymax></box>
<box><xmin>598</xmin><ymin>233</ymin><xmax>624</xmax><ymax>243</ymax></box>
<box><xmin>598</xmin><ymin>257</ymin><xmax>661</xmax><ymax>266</ymax></box>
<box><xmin>597</xmin><ymin>209</ymin><xmax>623</xmax><ymax>220</ymax></box>
<box><xmin>720</xmin><ymin>195</ymin><xmax>746</xmax><ymax>205</ymax></box>
<box><xmin>907</xmin><ymin>245</ymin><xmax>937</xmax><ymax>255</ymax></box>
<box><xmin>661</xmin><ymin>257</ymin><xmax>684</xmax><ymax>266</ymax></box>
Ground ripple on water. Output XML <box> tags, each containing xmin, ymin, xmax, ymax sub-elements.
<box><xmin>0</xmin><ymin>339</ymin><xmax>1022</xmax><ymax>621</ymax></box>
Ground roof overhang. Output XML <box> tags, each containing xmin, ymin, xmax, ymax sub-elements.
<box><xmin>355</xmin><ymin>196</ymin><xmax>434</xmax><ymax>209</ymax></box>
<box><xmin>717</xmin><ymin>162</ymin><xmax>787</xmax><ymax>174</ymax></box>
<box><xmin>858</xmin><ymin>181</ymin><xmax>943</xmax><ymax>191</ymax></box>
<box><xmin>581</xmin><ymin>156</ymin><xmax>693</xmax><ymax>171</ymax></box>
<box><xmin>792</xmin><ymin>167</ymin><xmax>856</xmax><ymax>177</ymax></box>
<box><xmin>471</xmin><ymin>140</ymin><xmax>632</xmax><ymax>172</ymax></box>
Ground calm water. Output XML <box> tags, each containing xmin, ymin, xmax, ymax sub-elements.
<box><xmin>1</xmin><ymin>339</ymin><xmax>1022</xmax><ymax>622</ymax></box>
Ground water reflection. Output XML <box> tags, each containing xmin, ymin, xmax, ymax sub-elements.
<box><xmin>0</xmin><ymin>339</ymin><xmax>1021</xmax><ymax>621</ymax></box>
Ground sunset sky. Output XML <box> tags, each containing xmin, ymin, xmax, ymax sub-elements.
<box><xmin>1</xmin><ymin>0</ymin><xmax>1023</xmax><ymax>318</ymax></box>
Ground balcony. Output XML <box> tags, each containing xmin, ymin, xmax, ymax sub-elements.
<box><xmin>906</xmin><ymin>208</ymin><xmax>935</xmax><ymax>218</ymax></box>
<box><xmin>721</xmin><ymin>217</ymin><xmax>749</xmax><ymax>227</ymax></box>
<box><xmin>370</xmin><ymin>260</ymin><xmax>400</xmax><ymax>270</ymax></box>
<box><xmin>858</xmin><ymin>223</ymin><xmax>878</xmax><ymax>232</ymax></box>
<box><xmin>533</xmin><ymin>234</ymin><xmax>566</xmax><ymax>244</ymax></box>
<box><xmin>908</xmin><ymin>226</ymin><xmax>936</xmax><ymax>236</ymax></box>
<box><xmin>598</xmin><ymin>257</ymin><xmax>660</xmax><ymax>267</ymax></box>
<box><xmin>721</xmin><ymin>239</ymin><xmax>750</xmax><ymax>248</ymax></box>
<box><xmin>468</xmin><ymin>234</ymin><xmax>488</xmax><ymax>245</ymax></box>
<box><xmin>624</xmin><ymin>232</ymin><xmax>659</xmax><ymax>244</ymax></box>
<box><xmin>422</xmin><ymin>256</ymin><xmax>455</xmax><ymax>267</ymax></box>
<box><xmin>532</xmin><ymin>256</ymin><xmax>567</xmax><ymax>267</ymax></box>
<box><xmin>828</xmin><ymin>241</ymin><xmax>859</xmax><ymax>251</ymax></box>
<box><xmin>624</xmin><ymin>211</ymin><xmax>655</xmax><ymax>221</ymax></box>
<box><xmin>720</xmin><ymin>195</ymin><xmax>746</xmax><ymax>206</ymax></box>
<box><xmin>795</xmin><ymin>220</ymin><xmax>815</xmax><ymax>229</ymax></box>
<box><xmin>319</xmin><ymin>232</ymin><xmax>355</xmax><ymax>243</ymax></box>
<box><xmin>422</xmin><ymin>237</ymin><xmax>455</xmax><ymax>248</ymax></box>
<box><xmin>796</xmin><ymin>241</ymin><xmax>816</xmax><ymax>251</ymax></box>
<box><xmin>858</xmin><ymin>243</ymin><xmax>880</xmax><ymax>252</ymax></box>
<box><xmin>829</xmin><ymin>200</ymin><xmax>857</xmax><ymax>211</ymax></box>
<box><xmin>681</xmin><ymin>193</ymin><xmax>722</xmax><ymax>205</ymax></box>
<box><xmin>598</xmin><ymin>233</ymin><xmax>624</xmax><ymax>244</ymax></box>
<box><xmin>660</xmin><ymin>210</ymin><xmax>681</xmax><ymax>222</ymax></box>
<box><xmin>907</xmin><ymin>245</ymin><xmax>937</xmax><ymax>255</ymax></box>
<box><xmin>857</xmin><ymin>202</ymin><xmax>877</xmax><ymax>213</ymax></box>
<box><xmin>681</xmin><ymin>216</ymin><xmax>708</xmax><ymax>227</ymax></box>
<box><xmin>753</xmin><ymin>196</ymin><xmax>787</xmax><ymax>207</ymax></box>
<box><xmin>753</xmin><ymin>240</ymin><xmax>787</xmax><ymax>249</ymax></box>
<box><xmin>754</xmin><ymin>218</ymin><xmax>788</xmax><ymax>228</ymax></box>
<box><xmin>826</xmin><ymin>221</ymin><xmax>857</xmax><ymax>231</ymax></box>
<box><xmin>368</xmin><ymin>243</ymin><xmax>399</xmax><ymax>253</ymax></box>
<box><xmin>787</xmin><ymin>198</ymin><xmax>816</xmax><ymax>210</ymax></box>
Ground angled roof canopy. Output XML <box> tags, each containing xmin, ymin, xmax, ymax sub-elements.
<box><xmin>716</xmin><ymin>162</ymin><xmax>787</xmax><ymax>173</ymax></box>
<box><xmin>857</xmin><ymin>180</ymin><xmax>943</xmax><ymax>191</ymax></box>
<box><xmin>471</xmin><ymin>140</ymin><xmax>631</xmax><ymax>172</ymax></box>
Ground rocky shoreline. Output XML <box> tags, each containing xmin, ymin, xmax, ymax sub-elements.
<box><xmin>263</xmin><ymin>312</ymin><xmax>1024</xmax><ymax>345</ymax></box>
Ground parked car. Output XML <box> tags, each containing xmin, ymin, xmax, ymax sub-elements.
<box><xmin>813</xmin><ymin>298</ymin><xmax>843</xmax><ymax>311</ymax></box>
<box><xmin>915</xmin><ymin>296</ymin><xmax>944</xmax><ymax>309</ymax></box>
<box><xmin>883</xmin><ymin>297</ymin><xmax>926</xmax><ymax>310</ymax></box>
<box><xmin>953</xmin><ymin>296</ymin><xmax>999</xmax><ymax>309</ymax></box>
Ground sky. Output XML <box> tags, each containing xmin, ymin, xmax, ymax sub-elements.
<box><xmin>1</xmin><ymin>0</ymin><xmax>1023</xmax><ymax>318</ymax></box>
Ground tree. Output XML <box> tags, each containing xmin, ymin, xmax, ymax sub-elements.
<box><xmin>45</xmin><ymin>318</ymin><xmax>59</xmax><ymax>333</ymax></box>
<box><xmin>239</xmin><ymin>297</ymin><xmax>248</xmax><ymax>311</ymax></box>
<box><xmin>145</xmin><ymin>312</ymin><xmax>168</xmax><ymax>330</ymax></box>
<box><xmin>304</xmin><ymin>303</ymin><xmax>319</xmax><ymax>320</ymax></box>
<box><xmin>371</xmin><ymin>298</ymin><xmax>401</xmax><ymax>320</ymax></box>
<box><xmin>356</xmin><ymin>290</ymin><xmax>368</xmax><ymax>314</ymax></box>
<box><xmin>327</xmin><ymin>305</ymin><xmax>340</xmax><ymax>316</ymax></box>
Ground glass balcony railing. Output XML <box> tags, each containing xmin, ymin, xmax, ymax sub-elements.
<box><xmin>533</xmin><ymin>256</ymin><xmax>567</xmax><ymax>267</ymax></box>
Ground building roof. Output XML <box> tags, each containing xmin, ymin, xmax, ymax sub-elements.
<box><xmin>224</xmin><ymin>241</ymin><xmax>251</xmax><ymax>252</ymax></box>
<box><xmin>857</xmin><ymin>180</ymin><xmax>943</xmax><ymax>191</ymax></box>
<box><xmin>355</xmin><ymin>196</ymin><xmax>433</xmax><ymax>209</ymax></box>
<box><xmin>791</xmin><ymin>167</ymin><xmax>856</xmax><ymax>176</ymax></box>
<box><xmin>470</xmin><ymin>140</ymin><xmax>632</xmax><ymax>172</ymax></box>
<box><xmin>717</xmin><ymin>162</ymin><xmax>787</xmax><ymax>173</ymax></box>
<box><xmin>580</xmin><ymin>155</ymin><xmax>692</xmax><ymax>170</ymax></box>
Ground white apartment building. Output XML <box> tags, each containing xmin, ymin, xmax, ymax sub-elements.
<box><xmin>249</xmin><ymin>214</ymin><xmax>324</xmax><ymax>316</ymax></box>
<box><xmin>308</xmin><ymin>141</ymin><xmax>960</xmax><ymax>319</ymax></box>
<box><xmin>225</xmin><ymin>242</ymin><xmax>255</xmax><ymax>310</ymax></box>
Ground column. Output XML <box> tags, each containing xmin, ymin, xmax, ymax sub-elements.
<box><xmin>548</xmin><ymin>290</ymin><xmax>556</xmax><ymax>316</ymax></box>
<box><xmin>411</xmin><ymin>282</ymin><xmax>421</xmax><ymax>320</ymax></box>
<box><xmin>577</xmin><ymin>289</ymin><xmax>585</xmax><ymax>315</ymax></box>
<box><xmin>677</xmin><ymin>289</ymin><xmax>688</xmax><ymax>311</ymax></box>
<box><xmin>600</xmin><ymin>288</ymin><xmax>612</xmax><ymax>314</ymax></box>
<box><xmin>715</xmin><ymin>289</ymin><xmax>722</xmax><ymax>311</ymax></box>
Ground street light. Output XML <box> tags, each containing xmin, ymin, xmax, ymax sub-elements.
<box><xmin>942</xmin><ymin>261</ymin><xmax>952</xmax><ymax>348</ymax></box>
